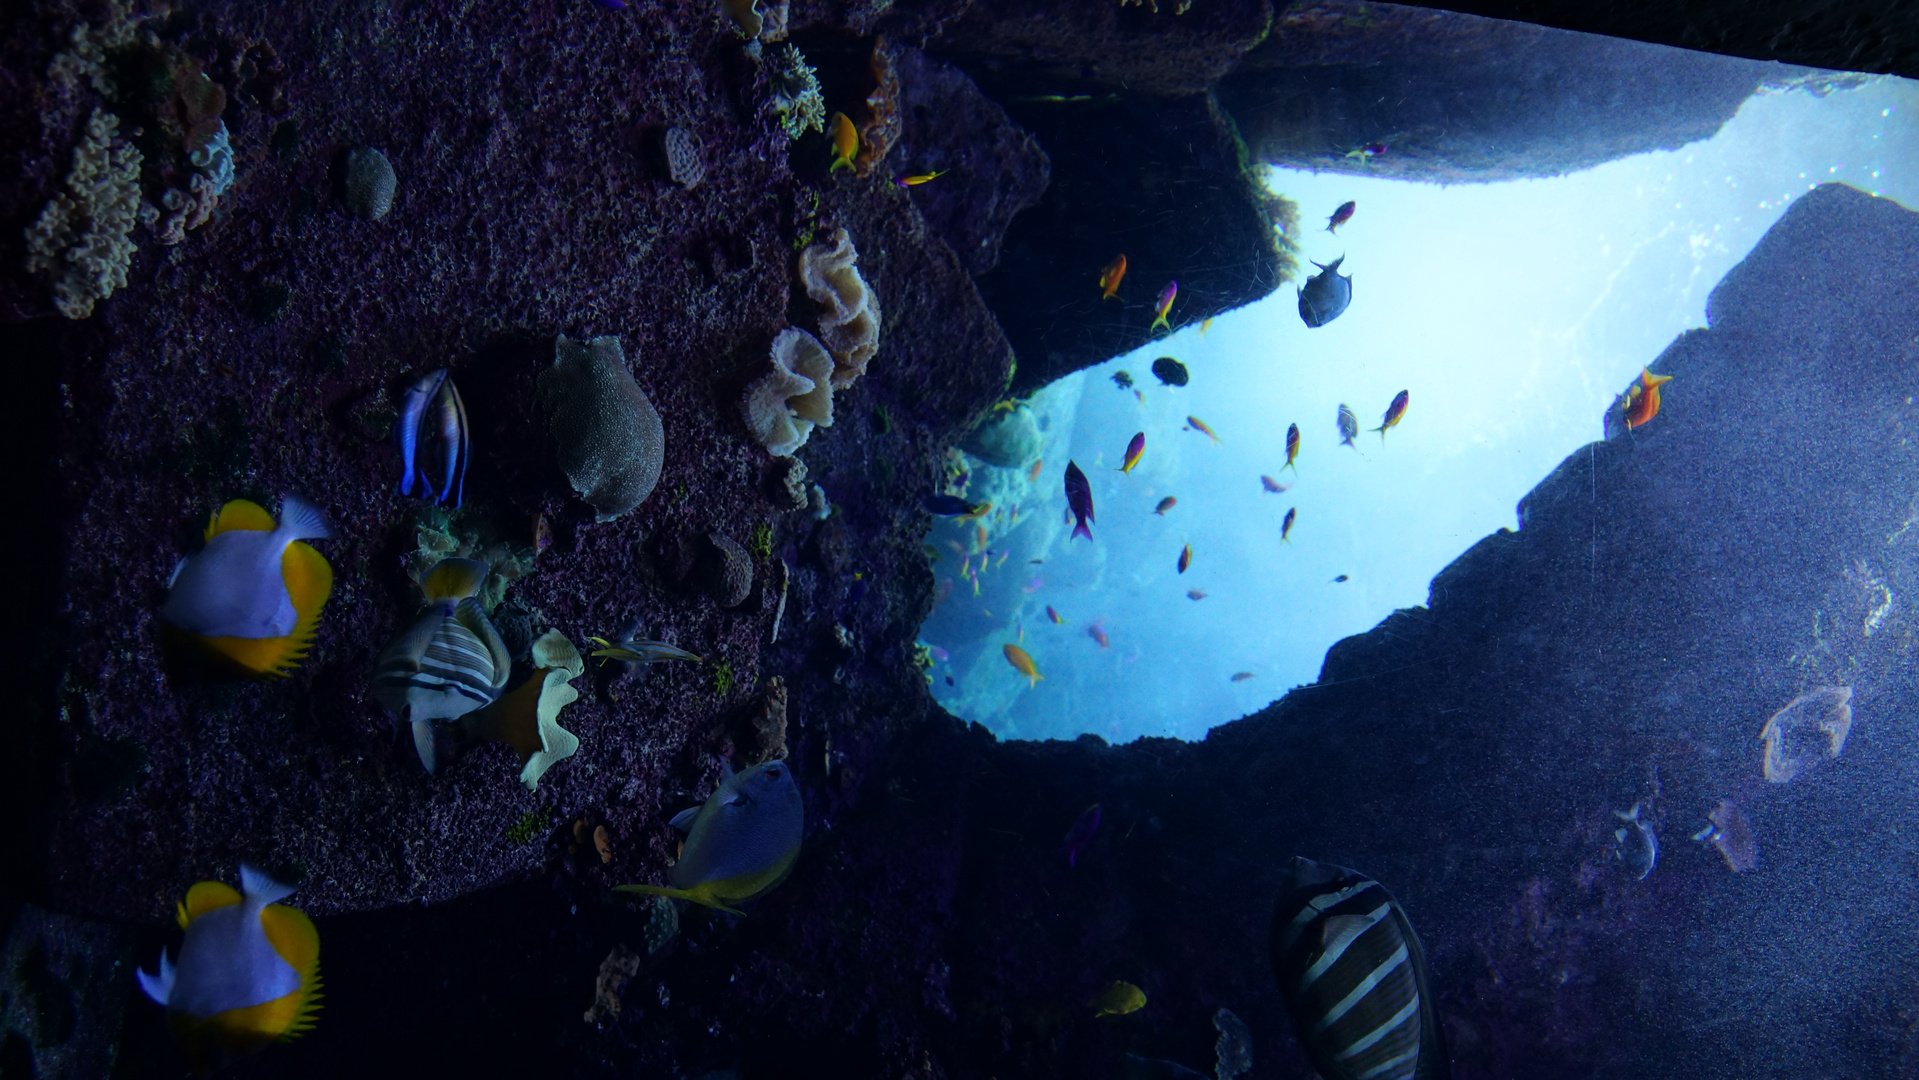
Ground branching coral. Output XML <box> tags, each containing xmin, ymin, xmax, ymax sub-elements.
<box><xmin>798</xmin><ymin>227</ymin><xmax>881</xmax><ymax>387</ymax></box>
<box><xmin>539</xmin><ymin>335</ymin><xmax>666</xmax><ymax>522</ymax></box>
<box><xmin>146</xmin><ymin>120</ymin><xmax>235</xmax><ymax>246</ymax></box>
<box><xmin>24</xmin><ymin>108</ymin><xmax>143</xmax><ymax>319</ymax></box>
<box><xmin>766</xmin><ymin>44</ymin><xmax>825</xmax><ymax>140</ymax></box>
<box><xmin>741</xmin><ymin>328</ymin><xmax>835</xmax><ymax>457</ymax></box>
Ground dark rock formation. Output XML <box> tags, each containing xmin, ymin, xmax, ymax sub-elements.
<box><xmin>1221</xmin><ymin>1</ymin><xmax>1782</xmax><ymax>182</ymax></box>
<box><xmin>1403</xmin><ymin>0</ymin><xmax>1919</xmax><ymax>81</ymax></box>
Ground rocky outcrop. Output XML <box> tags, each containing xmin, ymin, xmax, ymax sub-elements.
<box><xmin>1220</xmin><ymin>1</ymin><xmax>1781</xmax><ymax>183</ymax></box>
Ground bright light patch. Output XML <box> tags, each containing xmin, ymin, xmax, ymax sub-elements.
<box><xmin>923</xmin><ymin>75</ymin><xmax>1919</xmax><ymax>744</ymax></box>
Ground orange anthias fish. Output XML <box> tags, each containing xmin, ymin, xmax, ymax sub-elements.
<box><xmin>1118</xmin><ymin>432</ymin><xmax>1145</xmax><ymax>475</ymax></box>
<box><xmin>1283</xmin><ymin>423</ymin><xmax>1300</xmax><ymax>473</ymax></box>
<box><xmin>1373</xmin><ymin>390</ymin><xmax>1409</xmax><ymax>441</ymax></box>
<box><xmin>1622</xmin><ymin>369</ymin><xmax>1674</xmax><ymax>429</ymax></box>
<box><xmin>829</xmin><ymin>112</ymin><xmax>858</xmax><ymax>173</ymax></box>
<box><xmin>1087</xmin><ymin>620</ymin><xmax>1109</xmax><ymax>649</ymax></box>
<box><xmin>1261</xmin><ymin>475</ymin><xmax>1291</xmax><ymax>494</ymax></box>
<box><xmin>1004</xmin><ymin>643</ymin><xmax>1043</xmax><ymax>687</ymax></box>
<box><xmin>1099</xmin><ymin>254</ymin><xmax>1128</xmax><ymax>300</ymax></box>
<box><xmin>1187</xmin><ymin>416</ymin><xmax>1220</xmax><ymax>444</ymax></box>
<box><xmin>1047</xmin><ymin>605</ymin><xmax>1064</xmax><ymax>624</ymax></box>
<box><xmin>1177</xmin><ymin>544</ymin><xmax>1192</xmax><ymax>574</ymax></box>
<box><xmin>893</xmin><ymin>169</ymin><xmax>948</xmax><ymax>187</ymax></box>
<box><xmin>1150</xmin><ymin>281</ymin><xmax>1178</xmax><ymax>333</ymax></box>
<box><xmin>1027</xmin><ymin>458</ymin><xmax>1045</xmax><ymax>483</ymax></box>
<box><xmin>1155</xmin><ymin>497</ymin><xmax>1177</xmax><ymax>515</ymax></box>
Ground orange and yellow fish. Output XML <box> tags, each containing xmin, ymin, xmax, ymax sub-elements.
<box><xmin>1177</xmin><ymin>544</ymin><xmax>1192</xmax><ymax>574</ymax></box>
<box><xmin>1119</xmin><ymin>432</ymin><xmax>1145</xmax><ymax>475</ymax></box>
<box><xmin>1003</xmin><ymin>643</ymin><xmax>1043</xmax><ymax>687</ymax></box>
<box><xmin>1621</xmin><ymin>369</ymin><xmax>1673</xmax><ymax>429</ymax></box>
<box><xmin>1047</xmin><ymin>605</ymin><xmax>1064</xmax><ymax>624</ymax></box>
<box><xmin>829</xmin><ymin>113</ymin><xmax>858</xmax><ymax>173</ymax></box>
<box><xmin>1150</xmin><ymin>281</ymin><xmax>1178</xmax><ymax>333</ymax></box>
<box><xmin>1186</xmin><ymin>416</ymin><xmax>1220</xmax><ymax>444</ymax></box>
<box><xmin>893</xmin><ymin>169</ymin><xmax>948</xmax><ymax>187</ymax></box>
<box><xmin>1283</xmin><ymin>423</ymin><xmax>1300</xmax><ymax>473</ymax></box>
<box><xmin>1281</xmin><ymin>507</ymin><xmax>1297</xmax><ymax>545</ymax></box>
<box><xmin>1373</xmin><ymin>390</ymin><xmax>1410</xmax><ymax>441</ymax></box>
<box><xmin>1027</xmin><ymin>458</ymin><xmax>1045</xmax><ymax>483</ymax></box>
<box><xmin>1087</xmin><ymin>620</ymin><xmax>1110</xmax><ymax>649</ymax></box>
<box><xmin>1099</xmin><ymin>254</ymin><xmax>1128</xmax><ymax>300</ymax></box>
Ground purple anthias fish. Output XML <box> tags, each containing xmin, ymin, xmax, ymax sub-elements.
<box><xmin>395</xmin><ymin>369</ymin><xmax>470</xmax><ymax>509</ymax></box>
<box><xmin>1063</xmin><ymin>803</ymin><xmax>1102</xmax><ymax>867</ymax></box>
<box><xmin>1064</xmin><ymin>461</ymin><xmax>1094</xmax><ymax>541</ymax></box>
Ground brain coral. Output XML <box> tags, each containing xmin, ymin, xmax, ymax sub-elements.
<box><xmin>664</xmin><ymin>127</ymin><xmax>704</xmax><ymax>188</ymax></box>
<box><xmin>343</xmin><ymin>146</ymin><xmax>397</xmax><ymax>220</ymax></box>
<box><xmin>24</xmin><ymin>108</ymin><xmax>143</xmax><ymax>319</ymax></box>
<box><xmin>798</xmin><ymin>227</ymin><xmax>881</xmax><ymax>388</ymax></box>
<box><xmin>741</xmin><ymin>328</ymin><xmax>835</xmax><ymax>457</ymax></box>
<box><xmin>703</xmin><ymin>531</ymin><xmax>755</xmax><ymax>608</ymax></box>
<box><xmin>538</xmin><ymin>335</ymin><xmax>666</xmax><ymax>522</ymax></box>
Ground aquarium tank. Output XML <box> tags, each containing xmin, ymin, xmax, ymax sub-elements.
<box><xmin>2</xmin><ymin>0</ymin><xmax>1916</xmax><ymax>1078</ymax></box>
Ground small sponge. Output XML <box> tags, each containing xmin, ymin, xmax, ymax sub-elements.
<box><xmin>539</xmin><ymin>335</ymin><xmax>666</xmax><ymax>522</ymax></box>
<box><xmin>664</xmin><ymin>127</ymin><xmax>704</xmax><ymax>188</ymax></box>
<box><xmin>797</xmin><ymin>228</ymin><xmax>881</xmax><ymax>389</ymax></box>
<box><xmin>741</xmin><ymin>328</ymin><xmax>834</xmax><ymax>457</ymax></box>
<box><xmin>342</xmin><ymin>147</ymin><xmax>396</xmax><ymax>220</ymax></box>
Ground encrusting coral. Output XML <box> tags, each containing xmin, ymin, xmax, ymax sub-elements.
<box><xmin>797</xmin><ymin>227</ymin><xmax>881</xmax><ymax>388</ymax></box>
<box><xmin>461</xmin><ymin>630</ymin><xmax>586</xmax><ymax>791</ymax></box>
<box><xmin>741</xmin><ymin>327</ymin><xmax>835</xmax><ymax>457</ymax></box>
<box><xmin>539</xmin><ymin>335</ymin><xmax>666</xmax><ymax>522</ymax></box>
<box><xmin>24</xmin><ymin>108</ymin><xmax>143</xmax><ymax>319</ymax></box>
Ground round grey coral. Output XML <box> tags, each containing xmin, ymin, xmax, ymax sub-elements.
<box><xmin>702</xmin><ymin>532</ymin><xmax>755</xmax><ymax>608</ymax></box>
<box><xmin>538</xmin><ymin>335</ymin><xmax>666</xmax><ymax>523</ymax></box>
<box><xmin>342</xmin><ymin>146</ymin><xmax>396</xmax><ymax>220</ymax></box>
<box><xmin>664</xmin><ymin>127</ymin><xmax>704</xmax><ymax>188</ymax></box>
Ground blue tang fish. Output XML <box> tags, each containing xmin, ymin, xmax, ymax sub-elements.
<box><xmin>617</xmin><ymin>759</ymin><xmax>803</xmax><ymax>914</ymax></box>
<box><xmin>370</xmin><ymin>558</ymin><xmax>512</xmax><ymax>774</ymax></box>
<box><xmin>137</xmin><ymin>864</ymin><xmax>321</xmax><ymax>1074</ymax></box>
<box><xmin>160</xmin><ymin>494</ymin><xmax>334</xmax><ymax>678</ymax></box>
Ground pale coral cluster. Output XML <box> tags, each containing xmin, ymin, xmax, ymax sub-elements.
<box><xmin>740</xmin><ymin>228</ymin><xmax>882</xmax><ymax>458</ymax></box>
<box><xmin>798</xmin><ymin>226</ymin><xmax>881</xmax><ymax>388</ymax></box>
<box><xmin>24</xmin><ymin>108</ymin><xmax>143</xmax><ymax>319</ymax></box>
<box><xmin>145</xmin><ymin>120</ymin><xmax>235</xmax><ymax>246</ymax></box>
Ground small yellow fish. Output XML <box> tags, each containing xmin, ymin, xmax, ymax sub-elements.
<box><xmin>1003</xmin><ymin>643</ymin><xmax>1043</xmax><ymax>687</ymax></box>
<box><xmin>1150</xmin><ymin>281</ymin><xmax>1178</xmax><ymax>333</ymax></box>
<box><xmin>829</xmin><ymin>112</ymin><xmax>858</xmax><ymax>173</ymax></box>
<box><xmin>1177</xmin><ymin>544</ymin><xmax>1192</xmax><ymax>574</ymax></box>
<box><xmin>1100</xmin><ymin>254</ymin><xmax>1128</xmax><ymax>300</ymax></box>
<box><xmin>1090</xmin><ymin>980</ymin><xmax>1146</xmax><ymax>1018</ymax></box>
<box><xmin>893</xmin><ymin>169</ymin><xmax>948</xmax><ymax>187</ymax></box>
<box><xmin>1186</xmin><ymin>416</ymin><xmax>1220</xmax><ymax>444</ymax></box>
<box><xmin>1027</xmin><ymin>458</ymin><xmax>1045</xmax><ymax>483</ymax></box>
<box><xmin>1200</xmin><ymin>317</ymin><xmax>1214</xmax><ymax>336</ymax></box>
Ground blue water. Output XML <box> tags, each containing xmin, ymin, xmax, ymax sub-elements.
<box><xmin>925</xmin><ymin>74</ymin><xmax>1919</xmax><ymax>742</ymax></box>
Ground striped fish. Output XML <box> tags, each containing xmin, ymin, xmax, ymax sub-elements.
<box><xmin>1270</xmin><ymin>857</ymin><xmax>1449</xmax><ymax>1080</ymax></box>
<box><xmin>370</xmin><ymin>558</ymin><xmax>511</xmax><ymax>774</ymax></box>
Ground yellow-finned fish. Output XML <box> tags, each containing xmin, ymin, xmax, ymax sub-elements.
<box><xmin>616</xmin><ymin>760</ymin><xmax>803</xmax><ymax>915</ymax></box>
<box><xmin>137</xmin><ymin>865</ymin><xmax>321</xmax><ymax>1074</ymax></box>
<box><xmin>829</xmin><ymin>112</ymin><xmax>858</xmax><ymax>173</ymax></box>
<box><xmin>1004</xmin><ymin>643</ymin><xmax>1043</xmax><ymax>687</ymax></box>
<box><xmin>1186</xmin><ymin>416</ymin><xmax>1220</xmax><ymax>444</ymax></box>
<box><xmin>1090</xmin><ymin>980</ymin><xmax>1146</xmax><ymax>1018</ymax></box>
<box><xmin>370</xmin><ymin>558</ymin><xmax>513</xmax><ymax>775</ymax></box>
<box><xmin>1119</xmin><ymin>432</ymin><xmax>1145</xmax><ymax>475</ymax></box>
<box><xmin>160</xmin><ymin>494</ymin><xmax>334</xmax><ymax>678</ymax></box>
<box><xmin>1150</xmin><ymin>280</ymin><xmax>1178</xmax><ymax>333</ymax></box>
<box><xmin>1177</xmin><ymin>544</ymin><xmax>1193</xmax><ymax>574</ymax></box>
<box><xmin>893</xmin><ymin>169</ymin><xmax>948</xmax><ymax>187</ymax></box>
<box><xmin>1100</xmin><ymin>254</ymin><xmax>1128</xmax><ymax>300</ymax></box>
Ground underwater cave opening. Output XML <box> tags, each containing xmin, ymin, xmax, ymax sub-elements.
<box><xmin>922</xmin><ymin>72</ymin><xmax>1919</xmax><ymax>744</ymax></box>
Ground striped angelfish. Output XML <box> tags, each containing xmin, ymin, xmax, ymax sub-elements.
<box><xmin>370</xmin><ymin>558</ymin><xmax>512</xmax><ymax>774</ymax></box>
<box><xmin>1270</xmin><ymin>857</ymin><xmax>1449</xmax><ymax>1080</ymax></box>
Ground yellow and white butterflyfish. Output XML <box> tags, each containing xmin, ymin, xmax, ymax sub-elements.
<box><xmin>159</xmin><ymin>494</ymin><xmax>334</xmax><ymax>678</ymax></box>
<box><xmin>137</xmin><ymin>864</ymin><xmax>321</xmax><ymax>1074</ymax></box>
<box><xmin>616</xmin><ymin>759</ymin><xmax>803</xmax><ymax>915</ymax></box>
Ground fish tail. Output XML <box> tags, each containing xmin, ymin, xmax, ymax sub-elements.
<box><xmin>1072</xmin><ymin>522</ymin><xmax>1093</xmax><ymax>542</ymax></box>
<box><xmin>615</xmin><ymin>883</ymin><xmax>744</xmax><ymax>916</ymax></box>
<box><xmin>1150</xmin><ymin>315</ymin><xmax>1170</xmax><ymax>333</ymax></box>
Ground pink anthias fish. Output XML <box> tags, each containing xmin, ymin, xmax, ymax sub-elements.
<box><xmin>1087</xmin><ymin>620</ymin><xmax>1109</xmax><ymax>649</ymax></box>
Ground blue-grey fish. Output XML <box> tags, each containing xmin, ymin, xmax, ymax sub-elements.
<box><xmin>1271</xmin><ymin>857</ymin><xmax>1449</xmax><ymax>1080</ymax></box>
<box><xmin>1614</xmin><ymin>801</ymin><xmax>1657</xmax><ymax>880</ymax></box>
<box><xmin>370</xmin><ymin>558</ymin><xmax>511</xmax><ymax>773</ymax></box>
<box><xmin>616</xmin><ymin>759</ymin><xmax>803</xmax><ymax>914</ymax></box>
<box><xmin>1297</xmin><ymin>257</ymin><xmax>1352</xmax><ymax>328</ymax></box>
<box><xmin>160</xmin><ymin>494</ymin><xmax>334</xmax><ymax>678</ymax></box>
<box><xmin>587</xmin><ymin>635</ymin><xmax>703</xmax><ymax>666</ymax></box>
<box><xmin>1337</xmin><ymin>404</ymin><xmax>1360</xmax><ymax>448</ymax></box>
<box><xmin>395</xmin><ymin>369</ymin><xmax>470</xmax><ymax>508</ymax></box>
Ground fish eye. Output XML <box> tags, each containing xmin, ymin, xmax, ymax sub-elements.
<box><xmin>765</xmin><ymin>765</ymin><xmax>782</xmax><ymax>779</ymax></box>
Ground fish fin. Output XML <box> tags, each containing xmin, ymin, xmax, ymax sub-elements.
<box><xmin>614</xmin><ymin>883</ymin><xmax>745</xmax><ymax>917</ymax></box>
<box><xmin>135</xmin><ymin>950</ymin><xmax>175</xmax><ymax>1006</ymax></box>
<box><xmin>455</xmin><ymin>598</ymin><xmax>513</xmax><ymax>687</ymax></box>
<box><xmin>277</xmin><ymin>494</ymin><xmax>333</xmax><ymax>542</ymax></box>
<box><xmin>181</xmin><ymin>881</ymin><xmax>243</xmax><ymax>926</ymax></box>
<box><xmin>1150</xmin><ymin>315</ymin><xmax>1170</xmax><ymax>333</ymax></box>
<box><xmin>204</xmin><ymin>499</ymin><xmax>277</xmax><ymax>541</ymax></box>
<box><xmin>447</xmin><ymin>379</ymin><xmax>471</xmax><ymax>509</ymax></box>
<box><xmin>1072</xmin><ymin>523</ymin><xmax>1092</xmax><ymax>542</ymax></box>
<box><xmin>258</xmin><ymin>903</ymin><xmax>323</xmax><ymax>1039</ymax></box>
<box><xmin>202</xmin><ymin>539</ymin><xmax>334</xmax><ymax>678</ymax></box>
<box><xmin>421</xmin><ymin>558</ymin><xmax>489</xmax><ymax>602</ymax></box>
<box><xmin>395</xmin><ymin>370</ymin><xmax>445</xmax><ymax>497</ymax></box>
<box><xmin>240</xmin><ymin>863</ymin><xmax>298</xmax><ymax>906</ymax></box>
<box><xmin>411</xmin><ymin>718</ymin><xmax>438</xmax><ymax>774</ymax></box>
<box><xmin>668</xmin><ymin>806</ymin><xmax>701</xmax><ymax>831</ymax></box>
